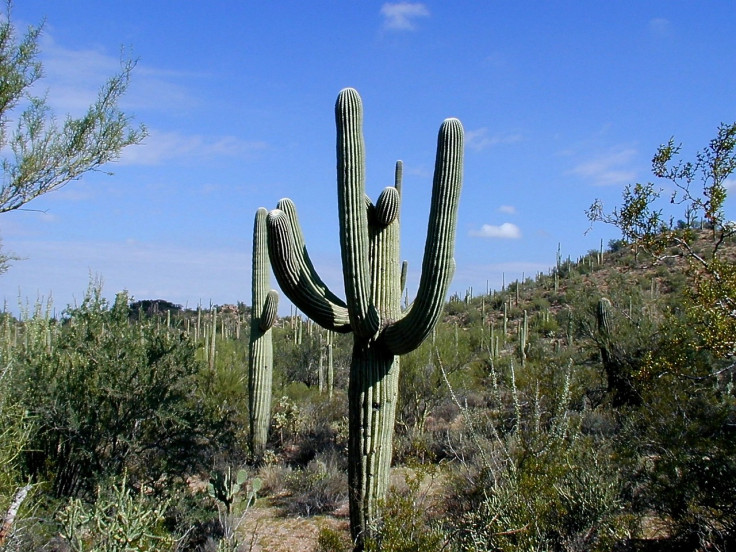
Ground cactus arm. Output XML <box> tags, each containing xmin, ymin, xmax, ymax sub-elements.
<box><xmin>251</xmin><ymin>208</ymin><xmax>273</xmax><ymax>331</ymax></box>
<box><xmin>276</xmin><ymin>198</ymin><xmax>347</xmax><ymax>309</ymax></box>
<box><xmin>375</xmin><ymin>187</ymin><xmax>400</xmax><ymax>227</ymax></box>
<box><xmin>259</xmin><ymin>290</ymin><xmax>278</xmax><ymax>332</ymax></box>
<box><xmin>383</xmin><ymin>118</ymin><xmax>464</xmax><ymax>355</ymax></box>
<box><xmin>267</xmin><ymin>208</ymin><xmax>352</xmax><ymax>332</ymax></box>
<box><xmin>394</xmin><ymin>160</ymin><xmax>403</xmax><ymax>195</ymax></box>
<box><xmin>336</xmin><ymin>88</ymin><xmax>380</xmax><ymax>338</ymax></box>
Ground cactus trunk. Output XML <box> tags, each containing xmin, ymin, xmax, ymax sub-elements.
<box><xmin>249</xmin><ymin>207</ymin><xmax>278</xmax><ymax>460</ymax></box>
<box><xmin>266</xmin><ymin>88</ymin><xmax>462</xmax><ymax>549</ymax></box>
<box><xmin>348</xmin><ymin>344</ymin><xmax>400</xmax><ymax>541</ymax></box>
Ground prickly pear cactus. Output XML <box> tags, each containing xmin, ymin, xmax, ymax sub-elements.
<box><xmin>208</xmin><ymin>467</ymin><xmax>249</xmax><ymax>515</ymax></box>
<box><xmin>266</xmin><ymin>88</ymin><xmax>463</xmax><ymax>548</ymax></box>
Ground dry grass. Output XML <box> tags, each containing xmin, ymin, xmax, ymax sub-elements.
<box><xmin>237</xmin><ymin>503</ymin><xmax>349</xmax><ymax>552</ymax></box>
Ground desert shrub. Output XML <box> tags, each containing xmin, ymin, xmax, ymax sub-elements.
<box><xmin>365</xmin><ymin>468</ymin><xmax>447</xmax><ymax>552</ymax></box>
<box><xmin>9</xmin><ymin>286</ymin><xmax>239</xmax><ymax>499</ymax></box>
<box><xmin>57</xmin><ymin>474</ymin><xmax>176</xmax><ymax>551</ymax></box>
<box><xmin>283</xmin><ymin>451</ymin><xmax>348</xmax><ymax>516</ymax></box>
<box><xmin>257</xmin><ymin>462</ymin><xmax>291</xmax><ymax>496</ymax></box>
<box><xmin>618</xmin><ymin>374</ymin><xmax>736</xmax><ymax>550</ymax></box>
<box><xmin>316</xmin><ymin>526</ymin><xmax>352</xmax><ymax>552</ymax></box>
<box><xmin>445</xmin><ymin>363</ymin><xmax>635</xmax><ymax>551</ymax></box>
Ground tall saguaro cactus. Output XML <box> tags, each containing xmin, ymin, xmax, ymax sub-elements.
<box><xmin>249</xmin><ymin>207</ymin><xmax>278</xmax><ymax>460</ymax></box>
<box><xmin>266</xmin><ymin>88</ymin><xmax>463</xmax><ymax>548</ymax></box>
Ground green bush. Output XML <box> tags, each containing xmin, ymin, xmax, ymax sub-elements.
<box><xmin>9</xmin><ymin>286</ymin><xmax>240</xmax><ymax>499</ymax></box>
<box><xmin>284</xmin><ymin>451</ymin><xmax>348</xmax><ymax>516</ymax></box>
<box><xmin>446</xmin><ymin>364</ymin><xmax>635</xmax><ymax>551</ymax></box>
<box><xmin>365</xmin><ymin>468</ymin><xmax>447</xmax><ymax>552</ymax></box>
<box><xmin>316</xmin><ymin>526</ymin><xmax>352</xmax><ymax>552</ymax></box>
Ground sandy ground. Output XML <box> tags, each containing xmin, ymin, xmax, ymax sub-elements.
<box><xmin>237</xmin><ymin>505</ymin><xmax>350</xmax><ymax>552</ymax></box>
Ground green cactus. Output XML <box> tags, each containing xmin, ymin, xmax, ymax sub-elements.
<box><xmin>596</xmin><ymin>296</ymin><xmax>640</xmax><ymax>406</ymax></box>
<box><xmin>266</xmin><ymin>88</ymin><xmax>463</xmax><ymax>548</ymax></box>
<box><xmin>207</xmin><ymin>467</ymin><xmax>249</xmax><ymax>515</ymax></box>
<box><xmin>519</xmin><ymin>309</ymin><xmax>528</xmax><ymax>366</ymax></box>
<box><xmin>249</xmin><ymin>207</ymin><xmax>279</xmax><ymax>460</ymax></box>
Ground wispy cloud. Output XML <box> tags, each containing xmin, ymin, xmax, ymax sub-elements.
<box><xmin>649</xmin><ymin>18</ymin><xmax>672</xmax><ymax>39</ymax></box>
<box><xmin>3</xmin><ymin>238</ymin><xmax>251</xmax><ymax>311</ymax></box>
<box><xmin>466</xmin><ymin>128</ymin><xmax>522</xmax><ymax>151</ymax></box>
<box><xmin>469</xmin><ymin>223</ymin><xmax>521</xmax><ymax>239</ymax></box>
<box><xmin>498</xmin><ymin>205</ymin><xmax>516</xmax><ymax>215</ymax></box>
<box><xmin>569</xmin><ymin>147</ymin><xmax>638</xmax><ymax>186</ymax></box>
<box><xmin>120</xmin><ymin>130</ymin><xmax>267</xmax><ymax>165</ymax></box>
<box><xmin>724</xmin><ymin>177</ymin><xmax>736</xmax><ymax>191</ymax></box>
<box><xmin>380</xmin><ymin>2</ymin><xmax>430</xmax><ymax>31</ymax></box>
<box><xmin>36</xmin><ymin>32</ymin><xmax>200</xmax><ymax>114</ymax></box>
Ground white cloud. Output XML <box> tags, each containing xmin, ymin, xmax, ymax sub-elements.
<box><xmin>35</xmin><ymin>31</ymin><xmax>200</xmax><ymax>114</ymax></box>
<box><xmin>120</xmin><ymin>130</ymin><xmax>268</xmax><ymax>165</ymax></box>
<box><xmin>569</xmin><ymin>147</ymin><xmax>638</xmax><ymax>186</ymax></box>
<box><xmin>469</xmin><ymin>223</ymin><xmax>521</xmax><ymax>239</ymax></box>
<box><xmin>380</xmin><ymin>2</ymin><xmax>430</xmax><ymax>31</ymax></box>
<box><xmin>649</xmin><ymin>18</ymin><xmax>672</xmax><ymax>38</ymax></box>
<box><xmin>466</xmin><ymin>128</ymin><xmax>522</xmax><ymax>151</ymax></box>
<box><xmin>724</xmin><ymin>177</ymin><xmax>736</xmax><ymax>191</ymax></box>
<box><xmin>498</xmin><ymin>205</ymin><xmax>516</xmax><ymax>214</ymax></box>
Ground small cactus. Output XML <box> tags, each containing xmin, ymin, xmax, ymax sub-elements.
<box><xmin>207</xmin><ymin>467</ymin><xmax>249</xmax><ymax>515</ymax></box>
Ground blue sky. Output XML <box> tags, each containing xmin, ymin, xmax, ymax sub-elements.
<box><xmin>2</xmin><ymin>1</ymin><xmax>735</xmax><ymax>314</ymax></box>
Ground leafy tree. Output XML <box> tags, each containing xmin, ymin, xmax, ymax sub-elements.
<box><xmin>588</xmin><ymin>122</ymin><xmax>736</xmax><ymax>365</ymax></box>
<box><xmin>0</xmin><ymin>3</ymin><xmax>145</xmax><ymax>271</ymax></box>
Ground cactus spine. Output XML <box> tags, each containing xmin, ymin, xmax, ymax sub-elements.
<box><xmin>266</xmin><ymin>88</ymin><xmax>463</xmax><ymax>548</ymax></box>
<box><xmin>249</xmin><ymin>207</ymin><xmax>279</xmax><ymax>460</ymax></box>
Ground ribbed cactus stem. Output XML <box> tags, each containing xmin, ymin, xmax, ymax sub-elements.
<box><xmin>519</xmin><ymin>309</ymin><xmax>528</xmax><ymax>366</ymax></box>
<box><xmin>327</xmin><ymin>330</ymin><xmax>334</xmax><ymax>399</ymax></box>
<box><xmin>382</xmin><ymin>117</ymin><xmax>463</xmax><ymax>354</ymax></box>
<box><xmin>249</xmin><ymin>207</ymin><xmax>278</xmax><ymax>460</ymax></box>
<box><xmin>266</xmin><ymin>208</ymin><xmax>351</xmax><ymax>332</ymax></box>
<box><xmin>266</xmin><ymin>89</ymin><xmax>463</xmax><ymax>548</ymax></box>
<box><xmin>597</xmin><ymin>297</ymin><xmax>612</xmax><ymax>336</ymax></box>
<box><xmin>336</xmin><ymin>89</ymin><xmax>380</xmax><ymax>338</ymax></box>
<box><xmin>400</xmin><ymin>260</ymin><xmax>408</xmax><ymax>296</ymax></box>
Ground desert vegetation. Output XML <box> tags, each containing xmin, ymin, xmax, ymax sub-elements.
<box><xmin>0</xmin><ymin>6</ymin><xmax>734</xmax><ymax>549</ymax></box>
<box><xmin>2</xmin><ymin>220</ymin><xmax>735</xmax><ymax>551</ymax></box>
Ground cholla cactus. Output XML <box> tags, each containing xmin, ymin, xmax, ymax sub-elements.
<box><xmin>248</xmin><ymin>208</ymin><xmax>278</xmax><ymax>460</ymax></box>
<box><xmin>266</xmin><ymin>88</ymin><xmax>463</xmax><ymax>548</ymax></box>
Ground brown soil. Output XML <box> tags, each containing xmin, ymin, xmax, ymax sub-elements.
<box><xmin>238</xmin><ymin>504</ymin><xmax>350</xmax><ymax>552</ymax></box>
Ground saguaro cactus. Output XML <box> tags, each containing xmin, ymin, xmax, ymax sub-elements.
<box><xmin>249</xmin><ymin>207</ymin><xmax>278</xmax><ymax>460</ymax></box>
<box><xmin>596</xmin><ymin>296</ymin><xmax>639</xmax><ymax>406</ymax></box>
<box><xmin>266</xmin><ymin>88</ymin><xmax>463</xmax><ymax>548</ymax></box>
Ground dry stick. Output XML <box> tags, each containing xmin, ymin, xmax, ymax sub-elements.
<box><xmin>0</xmin><ymin>484</ymin><xmax>32</xmax><ymax>546</ymax></box>
<box><xmin>436</xmin><ymin>347</ymin><xmax>518</xmax><ymax>485</ymax></box>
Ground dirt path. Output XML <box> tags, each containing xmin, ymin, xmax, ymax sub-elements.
<box><xmin>238</xmin><ymin>505</ymin><xmax>350</xmax><ymax>552</ymax></box>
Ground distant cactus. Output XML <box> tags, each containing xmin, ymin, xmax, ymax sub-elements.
<box><xmin>249</xmin><ymin>208</ymin><xmax>278</xmax><ymax>460</ymax></box>
<box><xmin>266</xmin><ymin>88</ymin><xmax>463</xmax><ymax>548</ymax></box>
<box><xmin>596</xmin><ymin>297</ymin><xmax>639</xmax><ymax>406</ymax></box>
<box><xmin>519</xmin><ymin>309</ymin><xmax>528</xmax><ymax>366</ymax></box>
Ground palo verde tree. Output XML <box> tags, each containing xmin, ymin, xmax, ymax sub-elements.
<box><xmin>266</xmin><ymin>88</ymin><xmax>463</xmax><ymax>549</ymax></box>
<box><xmin>588</xmin><ymin>123</ymin><xmax>736</xmax><ymax>547</ymax></box>
<box><xmin>0</xmin><ymin>4</ymin><xmax>145</xmax><ymax>271</ymax></box>
<box><xmin>588</xmin><ymin>122</ymin><xmax>736</xmax><ymax>364</ymax></box>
